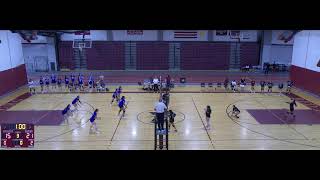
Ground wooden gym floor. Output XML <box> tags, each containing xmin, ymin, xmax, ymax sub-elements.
<box><xmin>1</xmin><ymin>84</ymin><xmax>320</xmax><ymax>150</ymax></box>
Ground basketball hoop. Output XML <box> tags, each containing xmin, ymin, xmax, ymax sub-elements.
<box><xmin>73</xmin><ymin>39</ymin><xmax>92</xmax><ymax>51</ymax></box>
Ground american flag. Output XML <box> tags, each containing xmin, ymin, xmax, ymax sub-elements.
<box><xmin>174</xmin><ymin>31</ymin><xmax>198</xmax><ymax>38</ymax></box>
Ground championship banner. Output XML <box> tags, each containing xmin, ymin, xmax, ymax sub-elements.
<box><xmin>74</xmin><ymin>30</ymin><xmax>90</xmax><ymax>35</ymax></box>
<box><xmin>174</xmin><ymin>31</ymin><xmax>198</xmax><ymax>38</ymax></box>
<box><xmin>229</xmin><ymin>30</ymin><xmax>240</xmax><ymax>39</ymax></box>
<box><xmin>127</xmin><ymin>30</ymin><xmax>143</xmax><ymax>35</ymax></box>
<box><xmin>216</xmin><ymin>30</ymin><xmax>228</xmax><ymax>36</ymax></box>
<box><xmin>240</xmin><ymin>30</ymin><xmax>251</xmax><ymax>40</ymax></box>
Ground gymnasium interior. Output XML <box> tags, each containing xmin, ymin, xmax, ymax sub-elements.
<box><xmin>0</xmin><ymin>30</ymin><xmax>320</xmax><ymax>150</ymax></box>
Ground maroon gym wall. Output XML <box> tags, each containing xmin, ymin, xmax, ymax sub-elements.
<box><xmin>290</xmin><ymin>65</ymin><xmax>320</xmax><ymax>96</ymax></box>
<box><xmin>0</xmin><ymin>64</ymin><xmax>28</xmax><ymax>96</ymax></box>
<box><xmin>240</xmin><ymin>43</ymin><xmax>260</xmax><ymax>66</ymax></box>
<box><xmin>86</xmin><ymin>42</ymin><xmax>125</xmax><ymax>70</ymax></box>
<box><xmin>180</xmin><ymin>42</ymin><xmax>230</xmax><ymax>70</ymax></box>
<box><xmin>58</xmin><ymin>41</ymin><xmax>125</xmax><ymax>70</ymax></box>
<box><xmin>58</xmin><ymin>41</ymin><xmax>75</xmax><ymax>70</ymax></box>
<box><xmin>136</xmin><ymin>42</ymin><xmax>169</xmax><ymax>70</ymax></box>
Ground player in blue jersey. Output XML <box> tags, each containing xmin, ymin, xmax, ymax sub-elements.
<box><xmin>88</xmin><ymin>74</ymin><xmax>94</xmax><ymax>89</ymax></box>
<box><xmin>70</xmin><ymin>74</ymin><xmax>75</xmax><ymax>91</ymax></box>
<box><xmin>64</xmin><ymin>75</ymin><xmax>69</xmax><ymax>88</ymax></box>
<box><xmin>51</xmin><ymin>74</ymin><xmax>57</xmax><ymax>90</ymax></box>
<box><xmin>118</xmin><ymin>96</ymin><xmax>127</xmax><ymax>118</ymax></box>
<box><xmin>65</xmin><ymin>75</ymin><xmax>71</xmax><ymax>92</ymax></box>
<box><xmin>89</xmin><ymin>109</ymin><xmax>99</xmax><ymax>133</ymax></box>
<box><xmin>62</xmin><ymin>104</ymin><xmax>72</xmax><ymax>123</ymax></box>
<box><xmin>71</xmin><ymin>74</ymin><xmax>75</xmax><ymax>85</ymax></box>
<box><xmin>116</xmin><ymin>86</ymin><xmax>122</xmax><ymax>102</ymax></box>
<box><xmin>45</xmin><ymin>76</ymin><xmax>50</xmax><ymax>92</ymax></box>
<box><xmin>72</xmin><ymin>96</ymin><xmax>82</xmax><ymax>111</ymax></box>
<box><xmin>110</xmin><ymin>88</ymin><xmax>118</xmax><ymax>105</ymax></box>
<box><xmin>78</xmin><ymin>75</ymin><xmax>84</xmax><ymax>91</ymax></box>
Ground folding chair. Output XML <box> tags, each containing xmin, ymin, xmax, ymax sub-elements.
<box><xmin>200</xmin><ymin>83</ymin><xmax>206</xmax><ymax>92</ymax></box>
<box><xmin>208</xmin><ymin>83</ymin><xmax>213</xmax><ymax>92</ymax></box>
<box><xmin>216</xmin><ymin>82</ymin><xmax>222</xmax><ymax>91</ymax></box>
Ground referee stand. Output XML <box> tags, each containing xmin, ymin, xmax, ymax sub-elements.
<box><xmin>154</xmin><ymin>111</ymin><xmax>169</xmax><ymax>150</ymax></box>
<box><xmin>154</xmin><ymin>76</ymin><xmax>169</xmax><ymax>150</ymax></box>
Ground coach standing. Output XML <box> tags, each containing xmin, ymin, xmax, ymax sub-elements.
<box><xmin>154</xmin><ymin>99</ymin><xmax>167</xmax><ymax>133</ymax></box>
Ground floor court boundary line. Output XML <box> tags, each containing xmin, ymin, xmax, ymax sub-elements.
<box><xmin>32</xmin><ymin>101</ymin><xmax>65</xmax><ymax>125</ymax></box>
<box><xmin>253</xmin><ymin>98</ymin><xmax>309</xmax><ymax>140</ymax></box>
<box><xmin>191</xmin><ymin>97</ymin><xmax>215</xmax><ymax>150</ymax></box>
<box><xmin>109</xmin><ymin>103</ymin><xmax>129</xmax><ymax>142</ymax></box>
<box><xmin>35</xmin><ymin>106</ymin><xmax>94</xmax><ymax>143</ymax></box>
<box><xmin>33</xmin><ymin>91</ymin><xmax>285</xmax><ymax>94</ymax></box>
<box><xmin>226</xmin><ymin>100</ymin><xmax>320</xmax><ymax>149</ymax></box>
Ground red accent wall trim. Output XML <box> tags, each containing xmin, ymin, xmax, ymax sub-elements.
<box><xmin>290</xmin><ymin>65</ymin><xmax>320</xmax><ymax>96</ymax></box>
<box><xmin>0</xmin><ymin>64</ymin><xmax>28</xmax><ymax>96</ymax></box>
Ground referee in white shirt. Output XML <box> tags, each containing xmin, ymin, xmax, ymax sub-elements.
<box><xmin>154</xmin><ymin>99</ymin><xmax>167</xmax><ymax>132</ymax></box>
<box><xmin>153</xmin><ymin>77</ymin><xmax>159</xmax><ymax>92</ymax></box>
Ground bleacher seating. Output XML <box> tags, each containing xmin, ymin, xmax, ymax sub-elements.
<box><xmin>86</xmin><ymin>42</ymin><xmax>125</xmax><ymax>70</ymax></box>
<box><xmin>59</xmin><ymin>41</ymin><xmax>75</xmax><ymax>70</ymax></box>
<box><xmin>180</xmin><ymin>43</ymin><xmax>231</xmax><ymax>70</ymax></box>
<box><xmin>240</xmin><ymin>43</ymin><xmax>260</xmax><ymax>67</ymax></box>
<box><xmin>136</xmin><ymin>42</ymin><xmax>169</xmax><ymax>70</ymax></box>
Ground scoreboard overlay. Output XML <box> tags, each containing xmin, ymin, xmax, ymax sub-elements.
<box><xmin>1</xmin><ymin>124</ymin><xmax>34</xmax><ymax>148</ymax></box>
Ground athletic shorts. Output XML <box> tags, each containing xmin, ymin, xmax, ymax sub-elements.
<box><xmin>156</xmin><ymin>113</ymin><xmax>164</xmax><ymax>122</ymax></box>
